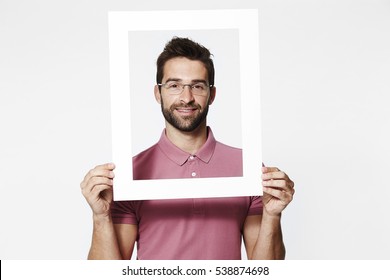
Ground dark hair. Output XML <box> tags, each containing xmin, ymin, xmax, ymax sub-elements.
<box><xmin>156</xmin><ymin>37</ymin><xmax>215</xmax><ymax>86</ymax></box>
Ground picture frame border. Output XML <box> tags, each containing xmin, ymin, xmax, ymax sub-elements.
<box><xmin>108</xmin><ymin>9</ymin><xmax>262</xmax><ymax>200</ymax></box>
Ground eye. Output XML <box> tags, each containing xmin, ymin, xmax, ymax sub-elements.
<box><xmin>166</xmin><ymin>82</ymin><xmax>179</xmax><ymax>89</ymax></box>
<box><xmin>192</xmin><ymin>83</ymin><xmax>206</xmax><ymax>90</ymax></box>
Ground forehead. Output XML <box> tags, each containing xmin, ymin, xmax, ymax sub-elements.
<box><xmin>163</xmin><ymin>57</ymin><xmax>208</xmax><ymax>81</ymax></box>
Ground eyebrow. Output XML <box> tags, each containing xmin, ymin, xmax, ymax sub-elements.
<box><xmin>164</xmin><ymin>78</ymin><xmax>208</xmax><ymax>84</ymax></box>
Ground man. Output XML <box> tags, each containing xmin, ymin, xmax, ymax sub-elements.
<box><xmin>81</xmin><ymin>37</ymin><xmax>294</xmax><ymax>260</ymax></box>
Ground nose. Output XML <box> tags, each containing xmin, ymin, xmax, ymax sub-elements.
<box><xmin>179</xmin><ymin>85</ymin><xmax>195</xmax><ymax>104</ymax></box>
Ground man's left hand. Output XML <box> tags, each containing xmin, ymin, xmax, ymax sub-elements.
<box><xmin>261</xmin><ymin>167</ymin><xmax>295</xmax><ymax>216</ymax></box>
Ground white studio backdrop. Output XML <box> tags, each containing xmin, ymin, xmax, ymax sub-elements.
<box><xmin>0</xmin><ymin>0</ymin><xmax>389</xmax><ymax>260</ymax></box>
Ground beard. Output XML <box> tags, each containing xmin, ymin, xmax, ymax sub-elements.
<box><xmin>161</xmin><ymin>98</ymin><xmax>209</xmax><ymax>132</ymax></box>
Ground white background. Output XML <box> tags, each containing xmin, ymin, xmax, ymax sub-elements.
<box><xmin>0</xmin><ymin>0</ymin><xmax>389</xmax><ymax>260</ymax></box>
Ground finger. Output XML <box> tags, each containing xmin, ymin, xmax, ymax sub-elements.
<box><xmin>90</xmin><ymin>184</ymin><xmax>113</xmax><ymax>198</ymax></box>
<box><xmin>81</xmin><ymin>171</ymin><xmax>114</xmax><ymax>192</ymax></box>
<box><xmin>92</xmin><ymin>162</ymin><xmax>115</xmax><ymax>172</ymax></box>
<box><xmin>82</xmin><ymin>177</ymin><xmax>113</xmax><ymax>194</ymax></box>
<box><xmin>82</xmin><ymin>163</ymin><xmax>115</xmax><ymax>186</ymax></box>
<box><xmin>262</xmin><ymin>179</ymin><xmax>290</xmax><ymax>190</ymax></box>
<box><xmin>263</xmin><ymin>187</ymin><xmax>293</xmax><ymax>204</ymax></box>
<box><xmin>262</xmin><ymin>171</ymin><xmax>289</xmax><ymax>181</ymax></box>
<box><xmin>262</xmin><ymin>166</ymin><xmax>280</xmax><ymax>173</ymax></box>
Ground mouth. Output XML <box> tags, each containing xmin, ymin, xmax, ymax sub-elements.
<box><xmin>175</xmin><ymin>107</ymin><xmax>198</xmax><ymax>116</ymax></box>
<box><xmin>176</xmin><ymin>107</ymin><xmax>197</xmax><ymax>112</ymax></box>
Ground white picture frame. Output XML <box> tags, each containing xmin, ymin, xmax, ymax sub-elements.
<box><xmin>108</xmin><ymin>9</ymin><xmax>262</xmax><ymax>200</ymax></box>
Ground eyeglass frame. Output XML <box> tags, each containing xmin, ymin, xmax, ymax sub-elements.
<box><xmin>157</xmin><ymin>80</ymin><xmax>214</xmax><ymax>96</ymax></box>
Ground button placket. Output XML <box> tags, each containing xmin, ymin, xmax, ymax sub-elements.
<box><xmin>187</xmin><ymin>155</ymin><xmax>198</xmax><ymax>178</ymax></box>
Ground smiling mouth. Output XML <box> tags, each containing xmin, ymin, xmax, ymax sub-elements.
<box><xmin>174</xmin><ymin>107</ymin><xmax>198</xmax><ymax>118</ymax></box>
<box><xmin>176</xmin><ymin>107</ymin><xmax>197</xmax><ymax>112</ymax></box>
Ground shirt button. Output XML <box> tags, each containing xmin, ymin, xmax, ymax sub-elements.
<box><xmin>191</xmin><ymin>172</ymin><xmax>197</xmax><ymax>177</ymax></box>
<box><xmin>189</xmin><ymin>155</ymin><xmax>195</xmax><ymax>160</ymax></box>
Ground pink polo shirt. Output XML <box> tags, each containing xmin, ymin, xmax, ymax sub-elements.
<box><xmin>111</xmin><ymin>128</ymin><xmax>263</xmax><ymax>260</ymax></box>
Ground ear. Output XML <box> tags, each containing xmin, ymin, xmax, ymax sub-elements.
<box><xmin>154</xmin><ymin>85</ymin><xmax>162</xmax><ymax>104</ymax></box>
<box><xmin>208</xmin><ymin>86</ymin><xmax>216</xmax><ymax>105</ymax></box>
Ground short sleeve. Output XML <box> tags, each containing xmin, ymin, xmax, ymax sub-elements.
<box><xmin>247</xmin><ymin>196</ymin><xmax>263</xmax><ymax>216</ymax></box>
<box><xmin>111</xmin><ymin>201</ymin><xmax>139</xmax><ymax>225</ymax></box>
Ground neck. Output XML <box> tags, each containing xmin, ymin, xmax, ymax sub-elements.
<box><xmin>165</xmin><ymin>122</ymin><xmax>208</xmax><ymax>155</ymax></box>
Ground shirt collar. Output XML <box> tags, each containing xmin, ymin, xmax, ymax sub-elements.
<box><xmin>157</xmin><ymin>127</ymin><xmax>217</xmax><ymax>166</ymax></box>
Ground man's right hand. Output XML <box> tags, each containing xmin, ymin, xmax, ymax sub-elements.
<box><xmin>80</xmin><ymin>163</ymin><xmax>115</xmax><ymax>218</ymax></box>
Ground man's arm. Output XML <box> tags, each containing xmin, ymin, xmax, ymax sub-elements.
<box><xmin>243</xmin><ymin>166</ymin><xmax>294</xmax><ymax>260</ymax></box>
<box><xmin>81</xmin><ymin>163</ymin><xmax>137</xmax><ymax>260</ymax></box>
<box><xmin>243</xmin><ymin>214</ymin><xmax>285</xmax><ymax>260</ymax></box>
<box><xmin>88</xmin><ymin>215</ymin><xmax>122</xmax><ymax>259</ymax></box>
<box><xmin>88</xmin><ymin>216</ymin><xmax>137</xmax><ymax>260</ymax></box>
<box><xmin>114</xmin><ymin>224</ymin><xmax>138</xmax><ymax>260</ymax></box>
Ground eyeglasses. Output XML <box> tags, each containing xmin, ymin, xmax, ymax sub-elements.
<box><xmin>158</xmin><ymin>81</ymin><xmax>213</xmax><ymax>96</ymax></box>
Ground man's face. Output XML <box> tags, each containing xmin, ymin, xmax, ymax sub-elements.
<box><xmin>155</xmin><ymin>57</ymin><xmax>215</xmax><ymax>132</ymax></box>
